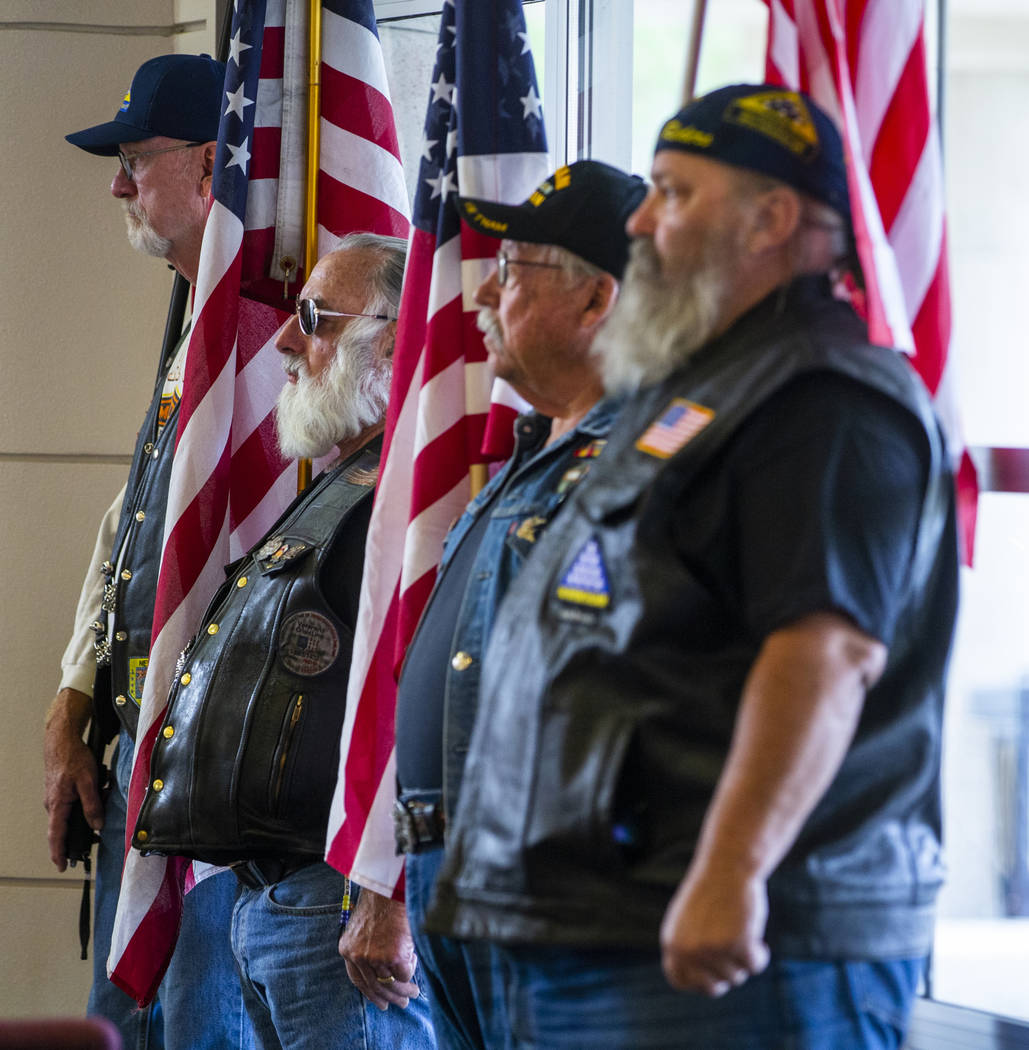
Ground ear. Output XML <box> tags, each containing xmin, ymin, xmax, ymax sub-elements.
<box><xmin>745</xmin><ymin>185</ymin><xmax>803</xmax><ymax>256</ymax></box>
<box><xmin>376</xmin><ymin>318</ymin><xmax>398</xmax><ymax>360</ymax></box>
<box><xmin>199</xmin><ymin>140</ymin><xmax>217</xmax><ymax>199</ymax></box>
<box><xmin>580</xmin><ymin>272</ymin><xmax>619</xmax><ymax>332</ymax></box>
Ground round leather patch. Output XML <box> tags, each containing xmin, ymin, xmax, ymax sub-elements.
<box><xmin>279</xmin><ymin>611</ymin><xmax>340</xmax><ymax>676</ymax></box>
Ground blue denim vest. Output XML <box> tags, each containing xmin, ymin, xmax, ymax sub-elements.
<box><xmin>425</xmin><ymin>397</ymin><xmax>623</xmax><ymax>822</ymax></box>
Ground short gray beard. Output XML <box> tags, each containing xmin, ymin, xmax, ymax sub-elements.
<box><xmin>595</xmin><ymin>237</ymin><xmax>733</xmax><ymax>395</ymax></box>
<box><xmin>124</xmin><ymin>201</ymin><xmax>172</xmax><ymax>258</ymax></box>
<box><xmin>275</xmin><ymin>318</ymin><xmax>392</xmax><ymax>459</ymax></box>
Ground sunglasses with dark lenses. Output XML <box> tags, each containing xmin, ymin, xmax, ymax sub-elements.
<box><xmin>295</xmin><ymin>296</ymin><xmax>395</xmax><ymax>337</ymax></box>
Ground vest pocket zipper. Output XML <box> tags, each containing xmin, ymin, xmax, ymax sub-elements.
<box><xmin>272</xmin><ymin>693</ymin><xmax>303</xmax><ymax>813</ymax></box>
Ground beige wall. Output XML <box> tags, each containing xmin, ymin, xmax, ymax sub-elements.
<box><xmin>0</xmin><ymin>0</ymin><xmax>216</xmax><ymax>1019</ymax></box>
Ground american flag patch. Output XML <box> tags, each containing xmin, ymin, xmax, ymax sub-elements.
<box><xmin>635</xmin><ymin>398</ymin><xmax>714</xmax><ymax>459</ymax></box>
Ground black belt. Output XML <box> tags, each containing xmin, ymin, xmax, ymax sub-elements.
<box><xmin>393</xmin><ymin>790</ymin><xmax>445</xmax><ymax>854</ymax></box>
<box><xmin>231</xmin><ymin>856</ymin><xmax>317</xmax><ymax>889</ymax></box>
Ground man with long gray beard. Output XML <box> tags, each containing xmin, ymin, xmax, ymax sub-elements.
<box><xmin>131</xmin><ymin>234</ymin><xmax>436</xmax><ymax>1050</ymax></box>
<box><xmin>426</xmin><ymin>85</ymin><xmax>960</xmax><ymax>1049</ymax></box>
<box><xmin>46</xmin><ymin>53</ymin><xmax>254</xmax><ymax>1049</ymax></box>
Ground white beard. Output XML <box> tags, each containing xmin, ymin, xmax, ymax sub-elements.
<box><xmin>595</xmin><ymin>237</ymin><xmax>734</xmax><ymax>395</ymax></box>
<box><xmin>275</xmin><ymin>318</ymin><xmax>392</xmax><ymax>460</ymax></box>
<box><xmin>123</xmin><ymin>202</ymin><xmax>172</xmax><ymax>258</ymax></box>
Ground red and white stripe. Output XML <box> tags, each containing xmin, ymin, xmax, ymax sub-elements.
<box><xmin>109</xmin><ymin>0</ymin><xmax>407</xmax><ymax>1005</ymax></box>
<box><xmin>764</xmin><ymin>0</ymin><xmax>976</xmax><ymax>561</ymax></box>
<box><xmin>324</xmin><ymin>10</ymin><xmax>549</xmax><ymax>891</ymax></box>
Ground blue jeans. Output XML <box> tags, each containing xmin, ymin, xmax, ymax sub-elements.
<box><xmin>496</xmin><ymin>945</ymin><xmax>923</xmax><ymax>1050</ymax></box>
<box><xmin>231</xmin><ymin>861</ymin><xmax>437</xmax><ymax>1050</ymax></box>
<box><xmin>405</xmin><ymin>851</ymin><xmax>511</xmax><ymax>1050</ymax></box>
<box><xmin>88</xmin><ymin>730</ymin><xmax>254</xmax><ymax>1050</ymax></box>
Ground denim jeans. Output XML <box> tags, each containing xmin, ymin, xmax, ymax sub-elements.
<box><xmin>405</xmin><ymin>851</ymin><xmax>511</xmax><ymax>1050</ymax></box>
<box><xmin>87</xmin><ymin>730</ymin><xmax>255</xmax><ymax>1050</ymax></box>
<box><xmin>231</xmin><ymin>861</ymin><xmax>437</xmax><ymax>1050</ymax></box>
<box><xmin>497</xmin><ymin>945</ymin><xmax>924</xmax><ymax>1050</ymax></box>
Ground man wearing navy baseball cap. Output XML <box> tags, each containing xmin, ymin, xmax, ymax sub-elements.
<box><xmin>426</xmin><ymin>85</ymin><xmax>959</xmax><ymax>1048</ymax></box>
<box><xmin>392</xmin><ymin>159</ymin><xmax>645</xmax><ymax>1048</ymax></box>
<box><xmin>45</xmin><ymin>54</ymin><xmax>255</xmax><ymax>1050</ymax></box>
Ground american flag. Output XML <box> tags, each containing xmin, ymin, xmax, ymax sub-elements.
<box><xmin>763</xmin><ymin>0</ymin><xmax>976</xmax><ymax>561</ymax></box>
<box><xmin>108</xmin><ymin>0</ymin><xmax>408</xmax><ymax>1006</ymax></box>
<box><xmin>325</xmin><ymin>0</ymin><xmax>549</xmax><ymax>895</ymax></box>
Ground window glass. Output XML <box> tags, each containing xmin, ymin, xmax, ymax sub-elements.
<box><xmin>938</xmin><ymin>496</ymin><xmax>1029</xmax><ymax>1022</ymax></box>
<box><xmin>932</xmin><ymin>0</ymin><xmax>1029</xmax><ymax>1022</ymax></box>
<box><xmin>631</xmin><ymin>0</ymin><xmax>766</xmax><ymax>175</ymax></box>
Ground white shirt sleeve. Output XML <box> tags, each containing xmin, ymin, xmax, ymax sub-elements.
<box><xmin>57</xmin><ymin>485</ymin><xmax>126</xmax><ymax>697</ymax></box>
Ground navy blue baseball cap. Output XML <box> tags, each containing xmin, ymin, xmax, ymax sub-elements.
<box><xmin>655</xmin><ymin>84</ymin><xmax>850</xmax><ymax>221</ymax></box>
<box><xmin>458</xmin><ymin>160</ymin><xmax>648</xmax><ymax>279</ymax></box>
<box><xmin>66</xmin><ymin>53</ymin><xmax>226</xmax><ymax>156</ymax></box>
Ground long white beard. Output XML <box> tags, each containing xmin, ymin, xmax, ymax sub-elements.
<box><xmin>594</xmin><ymin>237</ymin><xmax>732</xmax><ymax>395</ymax></box>
<box><xmin>275</xmin><ymin>318</ymin><xmax>392</xmax><ymax>459</ymax></box>
<box><xmin>124</xmin><ymin>202</ymin><xmax>172</xmax><ymax>258</ymax></box>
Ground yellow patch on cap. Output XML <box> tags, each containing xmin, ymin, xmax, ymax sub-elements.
<box><xmin>726</xmin><ymin>91</ymin><xmax>818</xmax><ymax>159</ymax></box>
<box><xmin>529</xmin><ymin>166</ymin><xmax>571</xmax><ymax>208</ymax></box>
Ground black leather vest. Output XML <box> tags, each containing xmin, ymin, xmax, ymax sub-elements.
<box><xmin>132</xmin><ymin>442</ymin><xmax>380</xmax><ymax>866</ymax></box>
<box><xmin>429</xmin><ymin>280</ymin><xmax>958</xmax><ymax>958</ymax></box>
<box><xmin>92</xmin><ymin>352</ymin><xmax>181</xmax><ymax>740</ymax></box>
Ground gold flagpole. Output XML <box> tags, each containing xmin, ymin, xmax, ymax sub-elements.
<box><xmin>297</xmin><ymin>0</ymin><xmax>323</xmax><ymax>493</ymax></box>
<box><xmin>682</xmin><ymin>0</ymin><xmax>709</xmax><ymax>105</ymax></box>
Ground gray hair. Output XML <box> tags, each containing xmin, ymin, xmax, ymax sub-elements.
<box><xmin>332</xmin><ymin>231</ymin><xmax>407</xmax><ymax>317</ymax></box>
<box><xmin>534</xmin><ymin>242</ymin><xmax>606</xmax><ymax>285</ymax></box>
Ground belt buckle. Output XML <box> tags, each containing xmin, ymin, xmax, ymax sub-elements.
<box><xmin>392</xmin><ymin>797</ymin><xmax>443</xmax><ymax>855</ymax></box>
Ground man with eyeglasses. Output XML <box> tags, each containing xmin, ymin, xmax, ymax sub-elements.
<box><xmin>129</xmin><ymin>234</ymin><xmax>436</xmax><ymax>1050</ymax></box>
<box><xmin>389</xmin><ymin>160</ymin><xmax>645</xmax><ymax>1049</ymax></box>
<box><xmin>44</xmin><ymin>54</ymin><xmax>254</xmax><ymax>1049</ymax></box>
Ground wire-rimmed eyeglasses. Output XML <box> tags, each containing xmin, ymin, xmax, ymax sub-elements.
<box><xmin>117</xmin><ymin>142</ymin><xmax>205</xmax><ymax>182</ymax></box>
<box><xmin>495</xmin><ymin>249</ymin><xmax>564</xmax><ymax>287</ymax></box>
<box><xmin>295</xmin><ymin>296</ymin><xmax>396</xmax><ymax>337</ymax></box>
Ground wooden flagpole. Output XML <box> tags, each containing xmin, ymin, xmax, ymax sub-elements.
<box><xmin>682</xmin><ymin>0</ymin><xmax>710</xmax><ymax>105</ymax></box>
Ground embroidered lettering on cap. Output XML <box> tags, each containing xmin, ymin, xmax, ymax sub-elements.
<box><xmin>636</xmin><ymin>398</ymin><xmax>714</xmax><ymax>459</ymax></box>
<box><xmin>556</xmin><ymin>536</ymin><xmax>611</xmax><ymax>609</ymax></box>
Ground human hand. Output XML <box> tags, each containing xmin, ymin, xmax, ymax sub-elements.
<box><xmin>338</xmin><ymin>886</ymin><xmax>419</xmax><ymax>1010</ymax></box>
<box><xmin>43</xmin><ymin>688</ymin><xmax>103</xmax><ymax>871</ymax></box>
<box><xmin>659</xmin><ymin>863</ymin><xmax>771</xmax><ymax>997</ymax></box>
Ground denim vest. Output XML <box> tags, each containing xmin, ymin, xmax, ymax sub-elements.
<box><xmin>413</xmin><ymin>397</ymin><xmax>623</xmax><ymax>822</ymax></box>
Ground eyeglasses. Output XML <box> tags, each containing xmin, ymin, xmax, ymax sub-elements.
<box><xmin>495</xmin><ymin>250</ymin><xmax>564</xmax><ymax>287</ymax></box>
<box><xmin>295</xmin><ymin>296</ymin><xmax>395</xmax><ymax>337</ymax></box>
<box><xmin>117</xmin><ymin>142</ymin><xmax>204</xmax><ymax>181</ymax></box>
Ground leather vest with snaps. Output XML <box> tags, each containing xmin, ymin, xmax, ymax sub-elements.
<box><xmin>92</xmin><ymin>369</ymin><xmax>179</xmax><ymax>740</ymax></box>
<box><xmin>132</xmin><ymin>443</ymin><xmax>380</xmax><ymax>865</ymax></box>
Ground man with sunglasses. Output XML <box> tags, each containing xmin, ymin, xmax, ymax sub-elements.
<box><xmin>45</xmin><ymin>54</ymin><xmax>253</xmax><ymax>1049</ymax></box>
<box><xmin>390</xmin><ymin>160</ymin><xmax>646</xmax><ymax>1049</ymax></box>
<box><xmin>130</xmin><ymin>234</ymin><xmax>436</xmax><ymax>1049</ymax></box>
